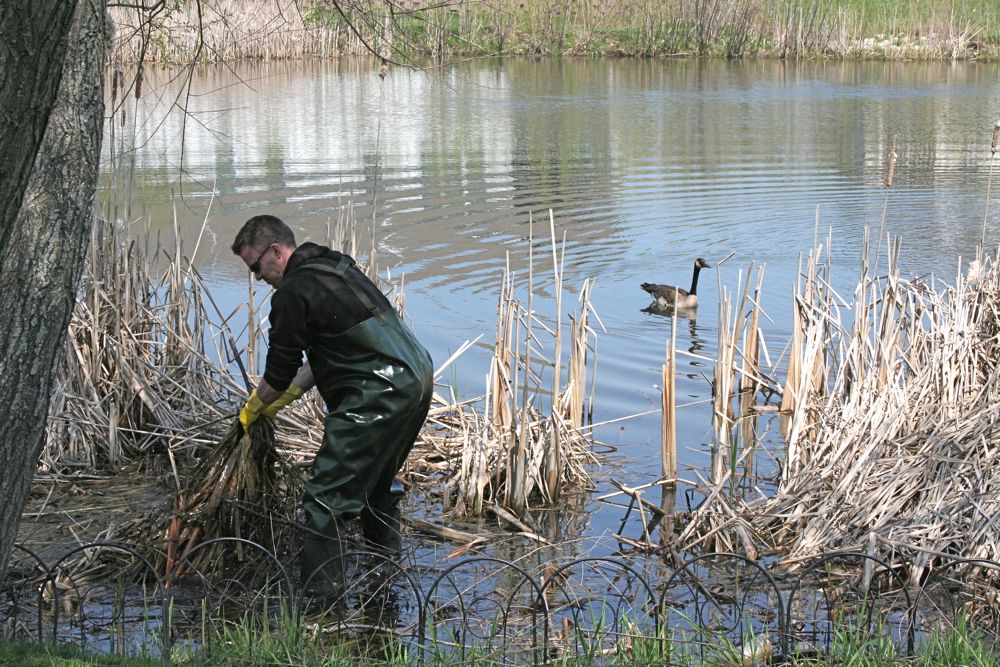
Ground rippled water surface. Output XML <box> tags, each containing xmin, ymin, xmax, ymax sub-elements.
<box><xmin>104</xmin><ymin>57</ymin><xmax>1000</xmax><ymax>535</ymax></box>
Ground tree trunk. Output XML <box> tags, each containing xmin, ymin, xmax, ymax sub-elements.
<box><xmin>0</xmin><ymin>0</ymin><xmax>106</xmax><ymax>583</ymax></box>
<box><xmin>0</xmin><ymin>3</ymin><xmax>77</xmax><ymax>250</ymax></box>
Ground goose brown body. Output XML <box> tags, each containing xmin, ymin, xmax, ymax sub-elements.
<box><xmin>641</xmin><ymin>258</ymin><xmax>710</xmax><ymax>310</ymax></box>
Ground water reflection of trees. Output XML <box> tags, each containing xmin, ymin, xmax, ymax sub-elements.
<box><xmin>105</xmin><ymin>58</ymin><xmax>1000</xmax><ymax>291</ymax></box>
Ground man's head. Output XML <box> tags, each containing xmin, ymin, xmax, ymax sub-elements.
<box><xmin>232</xmin><ymin>214</ymin><xmax>297</xmax><ymax>287</ymax></box>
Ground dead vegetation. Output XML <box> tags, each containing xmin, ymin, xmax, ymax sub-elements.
<box><xmin>409</xmin><ymin>213</ymin><xmax>603</xmax><ymax>518</ymax></box>
<box><xmin>674</xmin><ymin>236</ymin><xmax>1000</xmax><ymax>585</ymax></box>
<box><xmin>162</xmin><ymin>419</ymin><xmax>295</xmax><ymax>577</ymax></box>
<box><xmin>106</xmin><ymin>0</ymin><xmax>1000</xmax><ymax>63</ymax></box>
<box><xmin>33</xmin><ymin>127</ymin><xmax>1000</xmax><ymax>592</ymax></box>
<box><xmin>31</xmin><ymin>208</ymin><xmax>607</xmax><ymax>577</ymax></box>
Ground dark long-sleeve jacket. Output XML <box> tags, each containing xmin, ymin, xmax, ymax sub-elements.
<box><xmin>263</xmin><ymin>242</ymin><xmax>393</xmax><ymax>399</ymax></box>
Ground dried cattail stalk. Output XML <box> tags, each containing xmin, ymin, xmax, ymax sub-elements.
<box><xmin>545</xmin><ymin>215</ymin><xmax>564</xmax><ymax>501</ymax></box>
<box><xmin>489</xmin><ymin>256</ymin><xmax>515</xmax><ymax>433</ymax></box>
<box><xmin>561</xmin><ymin>277</ymin><xmax>598</xmax><ymax>430</ymax></box>
<box><xmin>662</xmin><ymin>322</ymin><xmax>677</xmax><ymax>482</ymax></box>
<box><xmin>110</xmin><ymin>67</ymin><xmax>121</xmax><ymax>106</ymax></box>
<box><xmin>713</xmin><ymin>283</ymin><xmax>734</xmax><ymax>482</ymax></box>
<box><xmin>884</xmin><ymin>149</ymin><xmax>897</xmax><ymax>188</ymax></box>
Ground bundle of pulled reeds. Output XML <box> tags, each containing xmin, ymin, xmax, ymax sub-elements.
<box><xmin>163</xmin><ymin>418</ymin><xmax>300</xmax><ymax>578</ymax></box>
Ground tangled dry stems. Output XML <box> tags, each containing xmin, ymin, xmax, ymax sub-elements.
<box><xmin>688</xmin><ymin>238</ymin><xmax>1000</xmax><ymax>584</ymax></box>
<box><xmin>38</xmin><ymin>215</ymin><xmax>600</xmax><ymax>579</ymax></box>
<box><xmin>47</xmin><ymin>203</ymin><xmax>1000</xmax><ymax>593</ymax></box>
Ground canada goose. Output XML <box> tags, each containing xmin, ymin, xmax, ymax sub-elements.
<box><xmin>641</xmin><ymin>258</ymin><xmax>710</xmax><ymax>310</ymax></box>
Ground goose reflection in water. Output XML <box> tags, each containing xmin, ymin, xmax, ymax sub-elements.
<box><xmin>640</xmin><ymin>307</ymin><xmax>705</xmax><ymax>358</ymax></box>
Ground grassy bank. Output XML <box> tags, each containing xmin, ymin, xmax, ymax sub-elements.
<box><xmin>0</xmin><ymin>641</ymin><xmax>161</xmax><ymax>666</ymax></box>
<box><xmin>111</xmin><ymin>0</ymin><xmax>1000</xmax><ymax>64</ymax></box>
<box><xmin>2</xmin><ymin>611</ymin><xmax>997</xmax><ymax>665</ymax></box>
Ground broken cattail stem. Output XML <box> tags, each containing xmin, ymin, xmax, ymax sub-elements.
<box><xmin>546</xmin><ymin>214</ymin><xmax>564</xmax><ymax>501</ymax></box>
<box><xmin>662</xmin><ymin>320</ymin><xmax>677</xmax><ymax>483</ymax></box>
<box><xmin>884</xmin><ymin>149</ymin><xmax>897</xmax><ymax>188</ymax></box>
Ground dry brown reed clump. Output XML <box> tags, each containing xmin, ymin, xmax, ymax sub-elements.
<box><xmin>43</xmin><ymin>222</ymin><xmax>244</xmax><ymax>473</ymax></box>
<box><xmin>409</xmin><ymin>213</ymin><xmax>604</xmax><ymax>520</ymax></box>
<box><xmin>686</xmin><ymin>235</ymin><xmax>1000</xmax><ymax>585</ymax></box>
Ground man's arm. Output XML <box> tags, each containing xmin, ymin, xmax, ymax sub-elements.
<box><xmin>288</xmin><ymin>363</ymin><xmax>315</xmax><ymax>393</ymax></box>
<box><xmin>259</xmin><ymin>363</ymin><xmax>315</xmax><ymax>421</ymax></box>
<box><xmin>243</xmin><ymin>287</ymin><xmax>312</xmax><ymax>426</ymax></box>
<box><xmin>254</xmin><ymin>378</ymin><xmax>284</xmax><ymax>404</ymax></box>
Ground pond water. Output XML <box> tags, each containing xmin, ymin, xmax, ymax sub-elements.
<box><xmin>102</xmin><ymin>56</ymin><xmax>1000</xmax><ymax>540</ymax></box>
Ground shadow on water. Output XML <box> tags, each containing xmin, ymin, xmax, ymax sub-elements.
<box><xmin>641</xmin><ymin>303</ymin><xmax>698</xmax><ymax>321</ymax></box>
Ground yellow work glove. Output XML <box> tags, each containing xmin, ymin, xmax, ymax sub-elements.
<box><xmin>263</xmin><ymin>384</ymin><xmax>305</xmax><ymax>420</ymax></box>
<box><xmin>239</xmin><ymin>389</ymin><xmax>267</xmax><ymax>430</ymax></box>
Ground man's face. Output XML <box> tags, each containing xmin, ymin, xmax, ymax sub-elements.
<box><xmin>239</xmin><ymin>241</ymin><xmax>283</xmax><ymax>287</ymax></box>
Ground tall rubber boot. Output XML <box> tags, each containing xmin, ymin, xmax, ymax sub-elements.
<box><xmin>361</xmin><ymin>479</ymin><xmax>405</xmax><ymax>554</ymax></box>
<box><xmin>300</xmin><ymin>519</ymin><xmax>347</xmax><ymax>596</ymax></box>
<box><xmin>358</xmin><ymin>481</ymin><xmax>405</xmax><ymax>625</ymax></box>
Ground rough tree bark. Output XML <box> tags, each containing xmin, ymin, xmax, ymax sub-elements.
<box><xmin>0</xmin><ymin>0</ymin><xmax>107</xmax><ymax>582</ymax></box>
<box><xmin>0</xmin><ymin>3</ymin><xmax>78</xmax><ymax>251</ymax></box>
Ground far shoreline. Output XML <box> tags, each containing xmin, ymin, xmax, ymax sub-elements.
<box><xmin>108</xmin><ymin>0</ymin><xmax>1000</xmax><ymax>65</ymax></box>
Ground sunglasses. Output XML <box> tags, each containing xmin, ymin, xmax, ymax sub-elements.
<box><xmin>249</xmin><ymin>242</ymin><xmax>274</xmax><ymax>275</ymax></box>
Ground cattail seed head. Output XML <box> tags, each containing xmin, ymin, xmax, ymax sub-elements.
<box><xmin>992</xmin><ymin>120</ymin><xmax>1000</xmax><ymax>155</ymax></box>
<box><xmin>135</xmin><ymin>64</ymin><xmax>143</xmax><ymax>99</ymax></box>
<box><xmin>885</xmin><ymin>149</ymin><xmax>897</xmax><ymax>188</ymax></box>
<box><xmin>379</xmin><ymin>57</ymin><xmax>388</xmax><ymax>80</ymax></box>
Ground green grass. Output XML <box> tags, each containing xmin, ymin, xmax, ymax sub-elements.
<box><xmin>0</xmin><ymin>641</ymin><xmax>163</xmax><ymax>666</ymax></box>
<box><xmin>375</xmin><ymin>0</ymin><xmax>1000</xmax><ymax>59</ymax></box>
<box><xmin>3</xmin><ymin>606</ymin><xmax>999</xmax><ymax>666</ymax></box>
<box><xmin>914</xmin><ymin>613</ymin><xmax>999</xmax><ymax>667</ymax></box>
<box><xmin>831</xmin><ymin>0</ymin><xmax>1000</xmax><ymax>30</ymax></box>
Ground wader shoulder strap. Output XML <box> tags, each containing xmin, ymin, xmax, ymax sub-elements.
<box><xmin>301</xmin><ymin>258</ymin><xmax>387</xmax><ymax>325</ymax></box>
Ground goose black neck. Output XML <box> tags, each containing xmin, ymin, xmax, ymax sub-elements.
<box><xmin>689</xmin><ymin>264</ymin><xmax>703</xmax><ymax>296</ymax></box>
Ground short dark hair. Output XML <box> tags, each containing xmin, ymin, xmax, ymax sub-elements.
<box><xmin>231</xmin><ymin>215</ymin><xmax>296</xmax><ymax>255</ymax></box>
